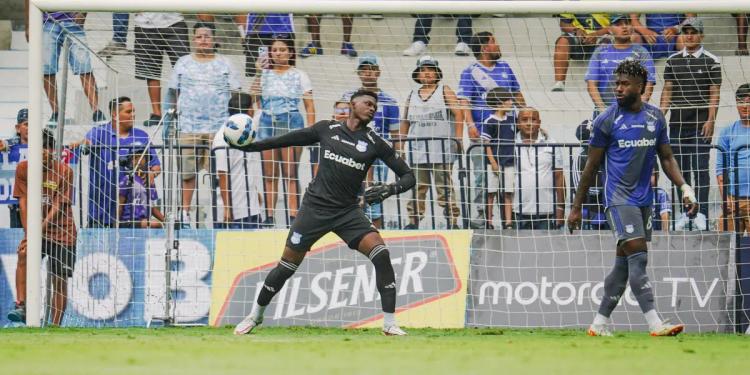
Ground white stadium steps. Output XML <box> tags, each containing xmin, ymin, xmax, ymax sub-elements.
<box><xmin>1</xmin><ymin>14</ymin><xmax>747</xmax><ymax>137</ymax></box>
<box><xmin>11</xmin><ymin>31</ymin><xmax>28</xmax><ymax>51</ymax></box>
<box><xmin>0</xmin><ymin>50</ymin><xmax>28</xmax><ymax>68</ymax></box>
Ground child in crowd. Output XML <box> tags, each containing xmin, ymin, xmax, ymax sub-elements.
<box><xmin>513</xmin><ymin>107</ymin><xmax>566</xmax><ymax>229</ymax></box>
<box><xmin>118</xmin><ymin>149</ymin><xmax>165</xmax><ymax>228</ymax></box>
<box><xmin>481</xmin><ymin>87</ymin><xmax>517</xmax><ymax>229</ymax></box>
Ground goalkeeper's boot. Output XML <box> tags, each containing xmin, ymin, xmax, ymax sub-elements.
<box><xmin>382</xmin><ymin>325</ymin><xmax>407</xmax><ymax>336</ymax></box>
<box><xmin>7</xmin><ymin>303</ymin><xmax>26</xmax><ymax>323</ymax></box>
<box><xmin>587</xmin><ymin>323</ymin><xmax>613</xmax><ymax>337</ymax></box>
<box><xmin>650</xmin><ymin>321</ymin><xmax>684</xmax><ymax>337</ymax></box>
<box><xmin>234</xmin><ymin>314</ymin><xmax>263</xmax><ymax>335</ymax></box>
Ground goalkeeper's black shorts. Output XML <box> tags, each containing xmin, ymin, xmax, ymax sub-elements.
<box><xmin>285</xmin><ymin>202</ymin><xmax>378</xmax><ymax>252</ymax></box>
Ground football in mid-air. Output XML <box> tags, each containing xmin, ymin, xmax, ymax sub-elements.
<box><xmin>223</xmin><ymin>114</ymin><xmax>256</xmax><ymax>148</ymax></box>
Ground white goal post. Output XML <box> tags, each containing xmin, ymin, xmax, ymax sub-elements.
<box><xmin>24</xmin><ymin>0</ymin><xmax>750</xmax><ymax>328</ymax></box>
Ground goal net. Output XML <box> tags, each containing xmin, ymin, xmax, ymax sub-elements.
<box><xmin>12</xmin><ymin>1</ymin><xmax>750</xmax><ymax>332</ymax></box>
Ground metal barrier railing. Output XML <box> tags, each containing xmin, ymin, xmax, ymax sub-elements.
<box><xmin>2</xmin><ymin>139</ymin><xmax>742</xmax><ymax>232</ymax></box>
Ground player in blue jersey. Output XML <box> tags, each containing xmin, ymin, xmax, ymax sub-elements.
<box><xmin>568</xmin><ymin>60</ymin><xmax>698</xmax><ymax>337</ymax></box>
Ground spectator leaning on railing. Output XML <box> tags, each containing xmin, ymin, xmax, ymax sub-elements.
<box><xmin>716</xmin><ymin>84</ymin><xmax>750</xmax><ymax>234</ymax></box>
<box><xmin>660</xmin><ymin>17</ymin><xmax>721</xmax><ymax>231</ymax></box>
<box><xmin>118</xmin><ymin>148</ymin><xmax>165</xmax><ymax>229</ymax></box>
<box><xmin>73</xmin><ymin>97</ymin><xmax>162</xmax><ymax>228</ymax></box>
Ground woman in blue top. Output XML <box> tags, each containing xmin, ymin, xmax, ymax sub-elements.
<box><xmin>251</xmin><ymin>36</ymin><xmax>316</xmax><ymax>226</ymax></box>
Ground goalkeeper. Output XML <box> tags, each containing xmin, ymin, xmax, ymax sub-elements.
<box><xmin>568</xmin><ymin>60</ymin><xmax>697</xmax><ymax>337</ymax></box>
<box><xmin>231</xmin><ymin>89</ymin><xmax>415</xmax><ymax>336</ymax></box>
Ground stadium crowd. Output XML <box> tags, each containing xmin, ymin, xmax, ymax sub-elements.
<box><xmin>4</xmin><ymin>11</ymin><xmax>750</xmax><ymax>234</ymax></box>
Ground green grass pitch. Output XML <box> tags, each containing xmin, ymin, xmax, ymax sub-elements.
<box><xmin>1</xmin><ymin>327</ymin><xmax>747</xmax><ymax>374</ymax></box>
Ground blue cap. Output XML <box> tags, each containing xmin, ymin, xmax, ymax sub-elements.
<box><xmin>16</xmin><ymin>108</ymin><xmax>28</xmax><ymax>123</ymax></box>
<box><xmin>610</xmin><ymin>14</ymin><xmax>628</xmax><ymax>24</ymax></box>
<box><xmin>357</xmin><ymin>54</ymin><xmax>380</xmax><ymax>69</ymax></box>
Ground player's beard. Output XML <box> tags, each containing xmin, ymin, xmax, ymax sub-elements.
<box><xmin>616</xmin><ymin>92</ymin><xmax>639</xmax><ymax>108</ymax></box>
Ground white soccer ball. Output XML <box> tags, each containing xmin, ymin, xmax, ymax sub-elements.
<box><xmin>223</xmin><ymin>114</ymin><xmax>256</xmax><ymax>148</ymax></box>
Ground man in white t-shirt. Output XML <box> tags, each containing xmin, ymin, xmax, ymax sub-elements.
<box><xmin>164</xmin><ymin>22</ymin><xmax>242</xmax><ymax>228</ymax></box>
<box><xmin>212</xmin><ymin>124</ymin><xmax>263</xmax><ymax>229</ymax></box>
<box><xmin>513</xmin><ymin>107</ymin><xmax>566</xmax><ymax>229</ymax></box>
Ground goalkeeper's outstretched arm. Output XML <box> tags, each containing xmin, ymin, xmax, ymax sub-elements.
<box><xmin>235</xmin><ymin>123</ymin><xmax>321</xmax><ymax>152</ymax></box>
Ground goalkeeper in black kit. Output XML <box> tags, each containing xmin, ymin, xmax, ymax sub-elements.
<box><xmin>232</xmin><ymin>89</ymin><xmax>415</xmax><ymax>336</ymax></box>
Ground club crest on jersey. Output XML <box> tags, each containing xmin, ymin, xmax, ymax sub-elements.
<box><xmin>647</xmin><ymin>120</ymin><xmax>656</xmax><ymax>132</ymax></box>
<box><xmin>291</xmin><ymin>232</ymin><xmax>302</xmax><ymax>245</ymax></box>
<box><xmin>356</xmin><ymin>140</ymin><xmax>368</xmax><ymax>152</ymax></box>
<box><xmin>625</xmin><ymin>224</ymin><xmax>634</xmax><ymax>234</ymax></box>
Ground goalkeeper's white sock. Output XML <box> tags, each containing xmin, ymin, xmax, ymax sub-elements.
<box><xmin>644</xmin><ymin>309</ymin><xmax>662</xmax><ymax>331</ymax></box>
<box><xmin>250</xmin><ymin>303</ymin><xmax>266</xmax><ymax>322</ymax></box>
<box><xmin>383</xmin><ymin>312</ymin><xmax>396</xmax><ymax>327</ymax></box>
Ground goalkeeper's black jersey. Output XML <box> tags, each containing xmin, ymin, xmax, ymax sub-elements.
<box><xmin>243</xmin><ymin>120</ymin><xmax>413</xmax><ymax>210</ymax></box>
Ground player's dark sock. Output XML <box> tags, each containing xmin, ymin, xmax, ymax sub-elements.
<box><xmin>257</xmin><ymin>258</ymin><xmax>298</xmax><ymax>307</ymax></box>
<box><xmin>627</xmin><ymin>252</ymin><xmax>655</xmax><ymax>313</ymax></box>
<box><xmin>369</xmin><ymin>244</ymin><xmax>396</xmax><ymax>314</ymax></box>
<box><xmin>597</xmin><ymin>256</ymin><xmax>628</xmax><ymax>317</ymax></box>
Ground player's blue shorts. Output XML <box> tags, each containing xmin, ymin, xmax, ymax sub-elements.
<box><xmin>43</xmin><ymin>20</ymin><xmax>93</xmax><ymax>75</ymax></box>
<box><xmin>605</xmin><ymin>205</ymin><xmax>653</xmax><ymax>244</ymax></box>
<box><xmin>257</xmin><ymin>111</ymin><xmax>304</xmax><ymax>140</ymax></box>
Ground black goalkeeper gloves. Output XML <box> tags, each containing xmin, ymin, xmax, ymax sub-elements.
<box><xmin>364</xmin><ymin>183</ymin><xmax>399</xmax><ymax>205</ymax></box>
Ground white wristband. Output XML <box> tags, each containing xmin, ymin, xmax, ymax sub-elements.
<box><xmin>680</xmin><ymin>184</ymin><xmax>697</xmax><ymax>204</ymax></box>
